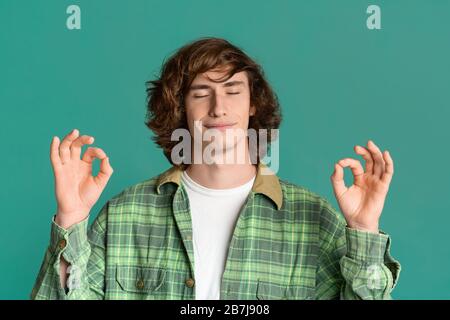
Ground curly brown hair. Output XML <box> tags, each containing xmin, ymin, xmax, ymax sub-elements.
<box><xmin>145</xmin><ymin>37</ymin><xmax>282</xmax><ymax>168</ymax></box>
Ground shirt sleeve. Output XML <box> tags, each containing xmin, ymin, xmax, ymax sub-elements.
<box><xmin>315</xmin><ymin>199</ymin><xmax>401</xmax><ymax>300</ymax></box>
<box><xmin>30</xmin><ymin>202</ymin><xmax>109</xmax><ymax>300</ymax></box>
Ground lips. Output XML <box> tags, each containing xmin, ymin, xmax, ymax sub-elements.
<box><xmin>204</xmin><ymin>123</ymin><xmax>237</xmax><ymax>130</ymax></box>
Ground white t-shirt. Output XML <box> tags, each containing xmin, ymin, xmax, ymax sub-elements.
<box><xmin>181</xmin><ymin>170</ymin><xmax>256</xmax><ymax>300</ymax></box>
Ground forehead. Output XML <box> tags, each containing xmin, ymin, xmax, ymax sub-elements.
<box><xmin>191</xmin><ymin>69</ymin><xmax>248</xmax><ymax>84</ymax></box>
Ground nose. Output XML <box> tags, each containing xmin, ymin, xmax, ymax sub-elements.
<box><xmin>208</xmin><ymin>92</ymin><xmax>227</xmax><ymax>117</ymax></box>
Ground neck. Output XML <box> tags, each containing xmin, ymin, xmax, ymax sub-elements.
<box><xmin>186</xmin><ymin>139</ymin><xmax>257</xmax><ymax>189</ymax></box>
<box><xmin>185</xmin><ymin>162</ymin><xmax>257</xmax><ymax>189</ymax></box>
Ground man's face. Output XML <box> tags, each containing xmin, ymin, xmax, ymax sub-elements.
<box><xmin>184</xmin><ymin>68</ymin><xmax>256</xmax><ymax>160</ymax></box>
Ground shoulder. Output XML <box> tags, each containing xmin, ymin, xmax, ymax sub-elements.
<box><xmin>279</xmin><ymin>178</ymin><xmax>330</xmax><ymax>208</ymax></box>
<box><xmin>107</xmin><ymin>171</ymin><xmax>168</xmax><ymax>207</ymax></box>
<box><xmin>279</xmin><ymin>178</ymin><xmax>324</xmax><ymax>201</ymax></box>
<box><xmin>278</xmin><ymin>178</ymin><xmax>345</xmax><ymax>226</ymax></box>
<box><xmin>88</xmin><ymin>171</ymin><xmax>170</xmax><ymax>237</ymax></box>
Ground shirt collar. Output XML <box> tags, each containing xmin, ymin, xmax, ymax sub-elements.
<box><xmin>156</xmin><ymin>162</ymin><xmax>283</xmax><ymax>210</ymax></box>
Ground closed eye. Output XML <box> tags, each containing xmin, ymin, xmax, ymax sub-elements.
<box><xmin>193</xmin><ymin>92</ymin><xmax>240</xmax><ymax>98</ymax></box>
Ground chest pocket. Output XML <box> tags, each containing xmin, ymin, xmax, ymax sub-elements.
<box><xmin>116</xmin><ymin>265</ymin><xmax>166</xmax><ymax>295</ymax></box>
<box><xmin>256</xmin><ymin>279</ymin><xmax>314</xmax><ymax>300</ymax></box>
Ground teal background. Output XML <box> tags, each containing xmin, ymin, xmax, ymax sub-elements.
<box><xmin>1</xmin><ymin>0</ymin><xmax>449</xmax><ymax>299</ymax></box>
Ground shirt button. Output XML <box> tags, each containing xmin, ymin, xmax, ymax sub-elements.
<box><xmin>136</xmin><ymin>279</ymin><xmax>144</xmax><ymax>290</ymax></box>
<box><xmin>58</xmin><ymin>239</ymin><xmax>67</xmax><ymax>250</ymax></box>
<box><xmin>186</xmin><ymin>234</ymin><xmax>192</xmax><ymax>241</ymax></box>
<box><xmin>185</xmin><ymin>278</ymin><xmax>195</xmax><ymax>288</ymax></box>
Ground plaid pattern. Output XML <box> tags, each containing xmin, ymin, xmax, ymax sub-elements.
<box><xmin>31</xmin><ymin>162</ymin><xmax>400</xmax><ymax>300</ymax></box>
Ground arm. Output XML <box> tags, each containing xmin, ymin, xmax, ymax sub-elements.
<box><xmin>31</xmin><ymin>202</ymin><xmax>108</xmax><ymax>300</ymax></box>
<box><xmin>316</xmin><ymin>139</ymin><xmax>401</xmax><ymax>298</ymax></box>
<box><xmin>31</xmin><ymin>128</ymin><xmax>114</xmax><ymax>299</ymax></box>
<box><xmin>315</xmin><ymin>201</ymin><xmax>401</xmax><ymax>300</ymax></box>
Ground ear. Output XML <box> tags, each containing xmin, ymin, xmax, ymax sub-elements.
<box><xmin>249</xmin><ymin>105</ymin><xmax>256</xmax><ymax>116</ymax></box>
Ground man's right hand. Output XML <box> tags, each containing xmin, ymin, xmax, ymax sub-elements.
<box><xmin>51</xmin><ymin>129</ymin><xmax>114</xmax><ymax>229</ymax></box>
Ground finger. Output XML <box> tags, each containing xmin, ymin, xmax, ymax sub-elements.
<box><xmin>367</xmin><ymin>140</ymin><xmax>385</xmax><ymax>178</ymax></box>
<box><xmin>330</xmin><ymin>163</ymin><xmax>348</xmax><ymax>198</ymax></box>
<box><xmin>81</xmin><ymin>147</ymin><xmax>107</xmax><ymax>165</ymax></box>
<box><xmin>338</xmin><ymin>158</ymin><xmax>365</xmax><ymax>186</ymax></box>
<box><xmin>354</xmin><ymin>145</ymin><xmax>374</xmax><ymax>174</ymax></box>
<box><xmin>95</xmin><ymin>157</ymin><xmax>114</xmax><ymax>188</ymax></box>
<box><xmin>60</xmin><ymin>129</ymin><xmax>79</xmax><ymax>164</ymax></box>
<box><xmin>381</xmin><ymin>150</ymin><xmax>394</xmax><ymax>185</ymax></box>
<box><xmin>50</xmin><ymin>136</ymin><xmax>62</xmax><ymax>171</ymax></box>
<box><xmin>70</xmin><ymin>135</ymin><xmax>95</xmax><ymax>160</ymax></box>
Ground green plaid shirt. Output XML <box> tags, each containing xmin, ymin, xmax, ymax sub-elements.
<box><xmin>31</xmin><ymin>162</ymin><xmax>400</xmax><ymax>300</ymax></box>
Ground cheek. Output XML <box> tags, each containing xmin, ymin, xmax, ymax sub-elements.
<box><xmin>185</xmin><ymin>102</ymin><xmax>199</xmax><ymax>120</ymax></box>
<box><xmin>230</xmin><ymin>94</ymin><xmax>250</xmax><ymax>115</ymax></box>
<box><xmin>237</xmin><ymin>96</ymin><xmax>252</xmax><ymax>119</ymax></box>
<box><xmin>185</xmin><ymin>106</ymin><xmax>206</xmax><ymax>131</ymax></box>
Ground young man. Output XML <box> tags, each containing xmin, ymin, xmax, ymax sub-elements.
<box><xmin>31</xmin><ymin>37</ymin><xmax>400</xmax><ymax>300</ymax></box>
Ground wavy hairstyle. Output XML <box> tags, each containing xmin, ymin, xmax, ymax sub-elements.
<box><xmin>145</xmin><ymin>37</ymin><xmax>282</xmax><ymax>168</ymax></box>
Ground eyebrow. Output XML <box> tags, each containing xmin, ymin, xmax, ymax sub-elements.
<box><xmin>189</xmin><ymin>80</ymin><xmax>245</xmax><ymax>90</ymax></box>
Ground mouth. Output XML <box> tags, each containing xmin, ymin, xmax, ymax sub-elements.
<box><xmin>204</xmin><ymin>123</ymin><xmax>237</xmax><ymax>131</ymax></box>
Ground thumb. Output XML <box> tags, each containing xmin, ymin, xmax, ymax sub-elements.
<box><xmin>95</xmin><ymin>157</ymin><xmax>114</xmax><ymax>188</ymax></box>
<box><xmin>330</xmin><ymin>163</ymin><xmax>347</xmax><ymax>198</ymax></box>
